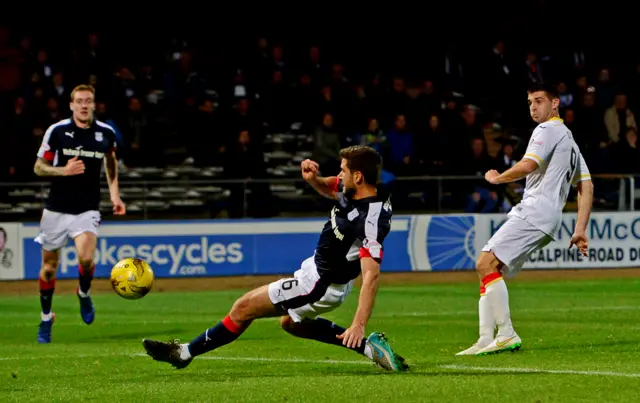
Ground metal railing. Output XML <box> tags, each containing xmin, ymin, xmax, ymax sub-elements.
<box><xmin>0</xmin><ymin>173</ymin><xmax>636</xmax><ymax>220</ymax></box>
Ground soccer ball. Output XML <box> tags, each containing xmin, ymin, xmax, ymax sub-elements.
<box><xmin>110</xmin><ymin>258</ymin><xmax>154</xmax><ymax>300</ymax></box>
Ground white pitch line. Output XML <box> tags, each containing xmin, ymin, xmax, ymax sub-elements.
<box><xmin>377</xmin><ymin>305</ymin><xmax>640</xmax><ymax>318</ymax></box>
<box><xmin>0</xmin><ymin>353</ymin><xmax>368</xmax><ymax>366</ymax></box>
<box><xmin>0</xmin><ymin>353</ymin><xmax>124</xmax><ymax>361</ymax></box>
<box><xmin>441</xmin><ymin>364</ymin><xmax>640</xmax><ymax>378</ymax></box>
<box><xmin>3</xmin><ymin>354</ymin><xmax>640</xmax><ymax>378</ymax></box>
<box><xmin>130</xmin><ymin>353</ymin><xmax>368</xmax><ymax>365</ymax></box>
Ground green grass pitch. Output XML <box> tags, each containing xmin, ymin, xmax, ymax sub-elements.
<box><xmin>2</xmin><ymin>277</ymin><xmax>640</xmax><ymax>402</ymax></box>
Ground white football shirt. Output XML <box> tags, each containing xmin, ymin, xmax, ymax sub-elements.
<box><xmin>508</xmin><ymin>117</ymin><xmax>591</xmax><ymax>239</ymax></box>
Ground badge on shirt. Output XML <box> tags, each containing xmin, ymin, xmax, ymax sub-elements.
<box><xmin>95</xmin><ymin>132</ymin><xmax>103</xmax><ymax>142</ymax></box>
<box><xmin>348</xmin><ymin>208</ymin><xmax>359</xmax><ymax>221</ymax></box>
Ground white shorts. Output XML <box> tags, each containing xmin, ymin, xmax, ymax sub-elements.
<box><xmin>268</xmin><ymin>256</ymin><xmax>354</xmax><ymax>322</ymax></box>
<box><xmin>34</xmin><ymin>209</ymin><xmax>101</xmax><ymax>251</ymax></box>
<box><xmin>482</xmin><ymin>215</ymin><xmax>553</xmax><ymax>275</ymax></box>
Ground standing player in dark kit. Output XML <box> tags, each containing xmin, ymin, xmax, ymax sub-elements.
<box><xmin>33</xmin><ymin>84</ymin><xmax>126</xmax><ymax>343</ymax></box>
<box><xmin>143</xmin><ymin>145</ymin><xmax>408</xmax><ymax>372</ymax></box>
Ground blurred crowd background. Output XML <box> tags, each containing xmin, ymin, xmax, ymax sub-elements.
<box><xmin>1</xmin><ymin>12</ymin><xmax>639</xmax><ymax>220</ymax></box>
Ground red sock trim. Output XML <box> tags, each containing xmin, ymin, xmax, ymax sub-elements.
<box><xmin>39</xmin><ymin>277</ymin><xmax>56</xmax><ymax>290</ymax></box>
<box><xmin>79</xmin><ymin>264</ymin><xmax>95</xmax><ymax>277</ymax></box>
<box><xmin>480</xmin><ymin>285</ymin><xmax>486</xmax><ymax>296</ymax></box>
<box><xmin>222</xmin><ymin>315</ymin><xmax>246</xmax><ymax>334</ymax></box>
<box><xmin>481</xmin><ymin>272</ymin><xmax>502</xmax><ymax>286</ymax></box>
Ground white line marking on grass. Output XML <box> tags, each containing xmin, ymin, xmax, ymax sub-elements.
<box><xmin>0</xmin><ymin>353</ymin><xmax>123</xmax><ymax>361</ymax></box>
<box><xmin>378</xmin><ymin>305</ymin><xmax>640</xmax><ymax>318</ymax></box>
<box><xmin>441</xmin><ymin>364</ymin><xmax>640</xmax><ymax>378</ymax></box>
<box><xmin>130</xmin><ymin>353</ymin><xmax>369</xmax><ymax>365</ymax></box>
<box><xmin>132</xmin><ymin>355</ymin><xmax>640</xmax><ymax>375</ymax></box>
<box><xmin>0</xmin><ymin>353</ymin><xmax>369</xmax><ymax>366</ymax></box>
<box><xmin>4</xmin><ymin>353</ymin><xmax>640</xmax><ymax>378</ymax></box>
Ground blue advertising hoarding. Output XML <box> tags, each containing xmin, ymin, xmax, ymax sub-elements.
<box><xmin>7</xmin><ymin>211</ymin><xmax>639</xmax><ymax>281</ymax></box>
<box><xmin>20</xmin><ymin>217</ymin><xmax>416</xmax><ymax>279</ymax></box>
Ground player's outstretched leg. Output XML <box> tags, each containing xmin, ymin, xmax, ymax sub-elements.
<box><xmin>456</xmin><ymin>282</ymin><xmax>496</xmax><ymax>355</ymax></box>
<box><xmin>280</xmin><ymin>316</ymin><xmax>408</xmax><ymax>371</ymax></box>
<box><xmin>142</xmin><ymin>284</ymin><xmax>280</xmax><ymax>369</ymax></box>
<box><xmin>474</xmin><ymin>252</ymin><xmax>521</xmax><ymax>355</ymax></box>
<box><xmin>74</xmin><ymin>233</ymin><xmax>96</xmax><ymax>325</ymax></box>
<box><xmin>38</xmin><ymin>249</ymin><xmax>58</xmax><ymax>344</ymax></box>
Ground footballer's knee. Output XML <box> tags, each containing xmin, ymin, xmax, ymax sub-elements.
<box><xmin>229</xmin><ymin>295</ymin><xmax>253</xmax><ymax>323</ymax></box>
<box><xmin>476</xmin><ymin>251</ymin><xmax>501</xmax><ymax>279</ymax></box>
<box><xmin>280</xmin><ymin>316</ymin><xmax>296</xmax><ymax>333</ymax></box>
<box><xmin>229</xmin><ymin>285</ymin><xmax>272</xmax><ymax>324</ymax></box>
<box><xmin>74</xmin><ymin>232</ymin><xmax>96</xmax><ymax>270</ymax></box>
<box><xmin>280</xmin><ymin>316</ymin><xmax>316</xmax><ymax>339</ymax></box>
<box><xmin>78</xmin><ymin>255</ymin><xmax>94</xmax><ymax>271</ymax></box>
<box><xmin>41</xmin><ymin>250</ymin><xmax>59</xmax><ymax>280</ymax></box>
<box><xmin>76</xmin><ymin>247</ymin><xmax>95</xmax><ymax>270</ymax></box>
<box><xmin>40</xmin><ymin>266</ymin><xmax>57</xmax><ymax>281</ymax></box>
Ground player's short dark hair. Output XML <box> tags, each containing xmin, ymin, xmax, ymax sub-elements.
<box><xmin>527</xmin><ymin>83</ymin><xmax>559</xmax><ymax>100</ymax></box>
<box><xmin>339</xmin><ymin>145</ymin><xmax>382</xmax><ymax>186</ymax></box>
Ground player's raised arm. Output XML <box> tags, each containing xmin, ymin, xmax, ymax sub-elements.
<box><xmin>486</xmin><ymin>128</ymin><xmax>554</xmax><ymax>185</ymax></box>
<box><xmin>301</xmin><ymin>159</ymin><xmax>339</xmax><ymax>200</ymax></box>
<box><xmin>485</xmin><ymin>159</ymin><xmax>538</xmax><ymax>185</ymax></box>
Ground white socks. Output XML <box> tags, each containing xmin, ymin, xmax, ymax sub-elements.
<box><xmin>78</xmin><ymin>288</ymin><xmax>91</xmax><ymax>298</ymax></box>
<box><xmin>483</xmin><ymin>273</ymin><xmax>515</xmax><ymax>338</ymax></box>
<box><xmin>363</xmin><ymin>342</ymin><xmax>373</xmax><ymax>360</ymax></box>
<box><xmin>478</xmin><ymin>293</ymin><xmax>495</xmax><ymax>343</ymax></box>
<box><xmin>180</xmin><ymin>344</ymin><xmax>192</xmax><ymax>360</ymax></box>
<box><xmin>41</xmin><ymin>312</ymin><xmax>53</xmax><ymax>321</ymax></box>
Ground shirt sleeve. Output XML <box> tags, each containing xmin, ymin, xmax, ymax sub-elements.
<box><xmin>333</xmin><ymin>177</ymin><xmax>341</xmax><ymax>193</ymax></box>
<box><xmin>571</xmin><ymin>152</ymin><xmax>591</xmax><ymax>186</ymax></box>
<box><xmin>522</xmin><ymin>126</ymin><xmax>557</xmax><ymax>167</ymax></box>
<box><xmin>36</xmin><ymin>125</ymin><xmax>59</xmax><ymax>162</ymax></box>
<box><xmin>358</xmin><ymin>202</ymin><xmax>391</xmax><ymax>263</ymax></box>
<box><xmin>105</xmin><ymin>127</ymin><xmax>118</xmax><ymax>154</ymax></box>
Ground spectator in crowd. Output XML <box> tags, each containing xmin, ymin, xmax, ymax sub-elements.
<box><xmin>463</xmin><ymin>138</ymin><xmax>501</xmax><ymax>213</ymax></box>
<box><xmin>415</xmin><ymin>114</ymin><xmax>450</xmax><ymax>176</ymax></box>
<box><xmin>573</xmin><ymin>91</ymin><xmax>607</xmax><ymax>153</ymax></box>
<box><xmin>224</xmin><ymin>129</ymin><xmax>270</xmax><ymax>218</ymax></box>
<box><xmin>355</xmin><ymin>118</ymin><xmax>386</xmax><ymax>154</ymax></box>
<box><xmin>495</xmin><ymin>137</ymin><xmax>523</xmax><ymax>212</ymax></box>
<box><xmin>613</xmin><ymin>127</ymin><xmax>640</xmax><ymax>174</ymax></box>
<box><xmin>385</xmin><ymin>114</ymin><xmax>414</xmax><ymax>176</ymax></box>
<box><xmin>311</xmin><ymin>113</ymin><xmax>341</xmax><ymax>175</ymax></box>
<box><xmin>604</xmin><ymin>93</ymin><xmax>637</xmax><ymax>145</ymax></box>
<box><xmin>120</xmin><ymin>96</ymin><xmax>149</xmax><ymax>167</ymax></box>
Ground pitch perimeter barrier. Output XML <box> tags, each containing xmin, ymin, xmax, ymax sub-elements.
<box><xmin>2</xmin><ymin>211</ymin><xmax>640</xmax><ymax>281</ymax></box>
<box><xmin>0</xmin><ymin>173</ymin><xmax>636</xmax><ymax>220</ymax></box>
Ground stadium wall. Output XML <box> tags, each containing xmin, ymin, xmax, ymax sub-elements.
<box><xmin>1</xmin><ymin>212</ymin><xmax>640</xmax><ymax>281</ymax></box>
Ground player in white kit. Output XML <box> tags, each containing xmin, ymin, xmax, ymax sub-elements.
<box><xmin>457</xmin><ymin>84</ymin><xmax>594</xmax><ymax>356</ymax></box>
